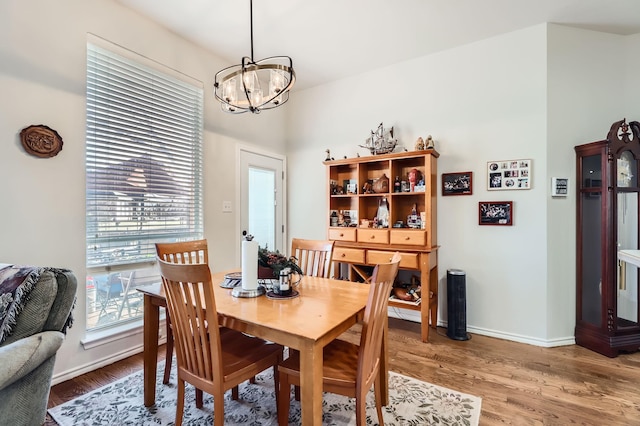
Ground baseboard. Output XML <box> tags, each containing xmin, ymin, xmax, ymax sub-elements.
<box><xmin>387</xmin><ymin>306</ymin><xmax>575</xmax><ymax>348</ymax></box>
<box><xmin>53</xmin><ymin>324</ymin><xmax>167</xmax><ymax>385</ymax></box>
<box><xmin>51</xmin><ymin>345</ymin><xmax>144</xmax><ymax>385</ymax></box>
<box><xmin>466</xmin><ymin>325</ymin><xmax>575</xmax><ymax>347</ymax></box>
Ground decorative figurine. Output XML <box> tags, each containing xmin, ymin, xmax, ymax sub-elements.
<box><xmin>408</xmin><ymin>168</ymin><xmax>421</xmax><ymax>192</ymax></box>
<box><xmin>325</xmin><ymin>149</ymin><xmax>331</xmax><ymax>161</ymax></box>
<box><xmin>375</xmin><ymin>198</ymin><xmax>390</xmax><ymax>228</ymax></box>
<box><xmin>407</xmin><ymin>203</ymin><xmax>421</xmax><ymax>229</ymax></box>
<box><xmin>359</xmin><ymin>122</ymin><xmax>398</xmax><ymax>155</ymax></box>
<box><xmin>425</xmin><ymin>135</ymin><xmax>435</xmax><ymax>149</ymax></box>
<box><xmin>414</xmin><ymin>136</ymin><xmax>425</xmax><ymax>150</ymax></box>
<box><xmin>372</xmin><ymin>173</ymin><xmax>389</xmax><ymax>193</ymax></box>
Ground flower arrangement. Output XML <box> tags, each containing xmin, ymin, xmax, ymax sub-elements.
<box><xmin>258</xmin><ymin>246</ymin><xmax>304</xmax><ymax>278</ymax></box>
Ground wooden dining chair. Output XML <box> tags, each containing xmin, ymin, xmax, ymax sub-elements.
<box><xmin>290</xmin><ymin>238</ymin><xmax>335</xmax><ymax>278</ymax></box>
<box><xmin>158</xmin><ymin>259</ymin><xmax>284</xmax><ymax>426</ymax></box>
<box><xmin>155</xmin><ymin>239</ymin><xmax>209</xmax><ymax>385</ymax></box>
<box><xmin>277</xmin><ymin>252</ymin><xmax>401</xmax><ymax>426</ymax></box>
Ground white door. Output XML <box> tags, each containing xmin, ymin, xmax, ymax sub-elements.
<box><xmin>239</xmin><ymin>148</ymin><xmax>286</xmax><ymax>254</ymax></box>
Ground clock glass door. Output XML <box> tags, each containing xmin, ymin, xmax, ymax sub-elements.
<box><xmin>580</xmin><ymin>154</ymin><xmax>603</xmax><ymax>326</ymax></box>
<box><xmin>617</xmin><ymin>151</ymin><xmax>639</xmax><ymax>327</ymax></box>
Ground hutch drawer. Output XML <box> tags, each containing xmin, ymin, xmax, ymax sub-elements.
<box><xmin>328</xmin><ymin>227</ymin><xmax>357</xmax><ymax>242</ymax></box>
<box><xmin>333</xmin><ymin>247</ymin><xmax>366</xmax><ymax>263</ymax></box>
<box><xmin>367</xmin><ymin>250</ymin><xmax>420</xmax><ymax>270</ymax></box>
<box><xmin>390</xmin><ymin>229</ymin><xmax>427</xmax><ymax>246</ymax></box>
<box><xmin>357</xmin><ymin>228</ymin><xmax>389</xmax><ymax>244</ymax></box>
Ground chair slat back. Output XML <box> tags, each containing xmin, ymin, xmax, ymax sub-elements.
<box><xmin>357</xmin><ymin>252</ymin><xmax>401</xmax><ymax>389</ymax></box>
<box><xmin>290</xmin><ymin>238</ymin><xmax>335</xmax><ymax>278</ymax></box>
<box><xmin>157</xmin><ymin>260</ymin><xmax>224</xmax><ymax>387</ymax></box>
<box><xmin>155</xmin><ymin>239</ymin><xmax>209</xmax><ymax>265</ymax></box>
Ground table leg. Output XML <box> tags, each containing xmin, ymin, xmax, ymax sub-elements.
<box><xmin>299</xmin><ymin>342</ymin><xmax>323</xmax><ymax>426</ymax></box>
<box><xmin>143</xmin><ymin>294</ymin><xmax>160</xmax><ymax>407</ymax></box>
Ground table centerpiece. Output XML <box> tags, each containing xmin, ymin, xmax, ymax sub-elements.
<box><xmin>257</xmin><ymin>246</ymin><xmax>304</xmax><ymax>279</ymax></box>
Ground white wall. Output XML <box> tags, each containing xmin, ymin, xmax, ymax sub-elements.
<box><xmin>546</xmin><ymin>24</ymin><xmax>626</xmax><ymax>342</ymax></box>
<box><xmin>287</xmin><ymin>24</ymin><xmax>638</xmax><ymax>346</ymax></box>
<box><xmin>0</xmin><ymin>0</ymin><xmax>287</xmax><ymax>379</ymax></box>
<box><xmin>625</xmin><ymin>34</ymin><xmax>640</xmax><ymax>112</ymax></box>
<box><xmin>287</xmin><ymin>24</ymin><xmax>550</xmax><ymax>344</ymax></box>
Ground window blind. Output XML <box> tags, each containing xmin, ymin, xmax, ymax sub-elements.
<box><xmin>86</xmin><ymin>42</ymin><xmax>204</xmax><ymax>268</ymax></box>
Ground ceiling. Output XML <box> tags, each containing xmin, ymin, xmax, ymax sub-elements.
<box><xmin>116</xmin><ymin>0</ymin><xmax>640</xmax><ymax>91</ymax></box>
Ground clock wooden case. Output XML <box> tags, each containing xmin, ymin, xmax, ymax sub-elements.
<box><xmin>575</xmin><ymin>119</ymin><xmax>640</xmax><ymax>357</ymax></box>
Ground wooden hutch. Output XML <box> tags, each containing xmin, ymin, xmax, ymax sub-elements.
<box><xmin>324</xmin><ymin>149</ymin><xmax>439</xmax><ymax>342</ymax></box>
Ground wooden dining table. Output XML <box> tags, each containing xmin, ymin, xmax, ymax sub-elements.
<box><xmin>138</xmin><ymin>270</ymin><xmax>388</xmax><ymax>426</ymax></box>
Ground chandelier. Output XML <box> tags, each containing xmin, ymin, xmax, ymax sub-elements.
<box><xmin>214</xmin><ymin>0</ymin><xmax>296</xmax><ymax>114</ymax></box>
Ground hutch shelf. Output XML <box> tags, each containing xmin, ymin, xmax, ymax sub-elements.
<box><xmin>324</xmin><ymin>149</ymin><xmax>439</xmax><ymax>342</ymax></box>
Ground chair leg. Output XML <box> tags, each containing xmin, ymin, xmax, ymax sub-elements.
<box><xmin>374</xmin><ymin>373</ymin><xmax>384</xmax><ymax>425</ymax></box>
<box><xmin>196</xmin><ymin>388</ymin><xmax>204</xmax><ymax>408</ymax></box>
<box><xmin>356</xmin><ymin>392</ymin><xmax>367</xmax><ymax>426</ymax></box>
<box><xmin>294</xmin><ymin>385</ymin><xmax>300</xmax><ymax>401</ymax></box>
<box><xmin>273</xmin><ymin>365</ymin><xmax>280</xmax><ymax>409</ymax></box>
<box><xmin>214</xmin><ymin>390</ymin><xmax>225</xmax><ymax>426</ymax></box>
<box><xmin>176</xmin><ymin>379</ymin><xmax>186</xmax><ymax>426</ymax></box>
<box><xmin>249</xmin><ymin>376</ymin><xmax>256</xmax><ymax>384</ymax></box>
<box><xmin>277</xmin><ymin>370</ymin><xmax>291</xmax><ymax>426</ymax></box>
<box><xmin>231</xmin><ymin>385</ymin><xmax>239</xmax><ymax>400</ymax></box>
<box><xmin>163</xmin><ymin>312</ymin><xmax>174</xmax><ymax>384</ymax></box>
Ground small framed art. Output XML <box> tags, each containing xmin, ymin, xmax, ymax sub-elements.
<box><xmin>442</xmin><ymin>172</ymin><xmax>473</xmax><ymax>196</ymax></box>
<box><xmin>479</xmin><ymin>201</ymin><xmax>513</xmax><ymax>226</ymax></box>
<box><xmin>551</xmin><ymin>177</ymin><xmax>569</xmax><ymax>197</ymax></box>
<box><xmin>487</xmin><ymin>159</ymin><xmax>531</xmax><ymax>190</ymax></box>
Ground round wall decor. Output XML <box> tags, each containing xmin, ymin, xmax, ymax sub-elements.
<box><xmin>19</xmin><ymin>124</ymin><xmax>63</xmax><ymax>158</ymax></box>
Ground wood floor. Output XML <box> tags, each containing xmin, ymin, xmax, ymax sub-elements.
<box><xmin>47</xmin><ymin>318</ymin><xmax>640</xmax><ymax>425</ymax></box>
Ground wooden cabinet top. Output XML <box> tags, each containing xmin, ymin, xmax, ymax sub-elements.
<box><xmin>323</xmin><ymin>149</ymin><xmax>440</xmax><ymax>166</ymax></box>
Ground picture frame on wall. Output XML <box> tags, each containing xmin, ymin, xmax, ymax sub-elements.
<box><xmin>487</xmin><ymin>159</ymin><xmax>531</xmax><ymax>190</ymax></box>
<box><xmin>442</xmin><ymin>172</ymin><xmax>473</xmax><ymax>196</ymax></box>
<box><xmin>479</xmin><ymin>201</ymin><xmax>513</xmax><ymax>226</ymax></box>
<box><xmin>551</xmin><ymin>177</ymin><xmax>569</xmax><ymax>197</ymax></box>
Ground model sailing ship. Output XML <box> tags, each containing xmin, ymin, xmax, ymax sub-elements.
<box><xmin>359</xmin><ymin>122</ymin><xmax>397</xmax><ymax>155</ymax></box>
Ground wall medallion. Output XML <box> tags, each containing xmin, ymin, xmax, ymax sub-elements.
<box><xmin>19</xmin><ymin>124</ymin><xmax>63</xmax><ymax>158</ymax></box>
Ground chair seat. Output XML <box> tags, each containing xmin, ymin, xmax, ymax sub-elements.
<box><xmin>220</xmin><ymin>332</ymin><xmax>283</xmax><ymax>381</ymax></box>
<box><xmin>279</xmin><ymin>339</ymin><xmax>359</xmax><ymax>389</ymax></box>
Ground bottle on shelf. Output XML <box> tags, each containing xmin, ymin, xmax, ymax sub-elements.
<box><xmin>394</xmin><ymin>176</ymin><xmax>401</xmax><ymax>193</ymax></box>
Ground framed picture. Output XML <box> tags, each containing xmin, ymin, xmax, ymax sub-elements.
<box><xmin>479</xmin><ymin>201</ymin><xmax>513</xmax><ymax>226</ymax></box>
<box><xmin>442</xmin><ymin>172</ymin><xmax>473</xmax><ymax>196</ymax></box>
<box><xmin>487</xmin><ymin>159</ymin><xmax>531</xmax><ymax>190</ymax></box>
<box><xmin>551</xmin><ymin>177</ymin><xmax>569</xmax><ymax>197</ymax></box>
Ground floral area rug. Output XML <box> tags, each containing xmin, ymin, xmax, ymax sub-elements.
<box><xmin>49</xmin><ymin>359</ymin><xmax>481</xmax><ymax>425</ymax></box>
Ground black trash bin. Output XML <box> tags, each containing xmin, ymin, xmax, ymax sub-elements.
<box><xmin>447</xmin><ymin>269</ymin><xmax>470</xmax><ymax>341</ymax></box>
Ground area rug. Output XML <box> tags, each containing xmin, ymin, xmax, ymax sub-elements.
<box><xmin>49</xmin><ymin>359</ymin><xmax>481</xmax><ymax>425</ymax></box>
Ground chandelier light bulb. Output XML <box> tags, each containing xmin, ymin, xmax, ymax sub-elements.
<box><xmin>242</xmin><ymin>70</ymin><xmax>258</xmax><ymax>93</ymax></box>
<box><xmin>223</xmin><ymin>77</ymin><xmax>237</xmax><ymax>103</ymax></box>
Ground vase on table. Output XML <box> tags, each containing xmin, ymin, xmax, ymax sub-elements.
<box><xmin>258</xmin><ymin>266</ymin><xmax>276</xmax><ymax>279</ymax></box>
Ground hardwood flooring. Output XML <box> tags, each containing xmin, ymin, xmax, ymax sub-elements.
<box><xmin>46</xmin><ymin>319</ymin><xmax>640</xmax><ymax>425</ymax></box>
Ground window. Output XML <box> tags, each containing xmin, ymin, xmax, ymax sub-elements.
<box><xmin>86</xmin><ymin>37</ymin><xmax>203</xmax><ymax>330</ymax></box>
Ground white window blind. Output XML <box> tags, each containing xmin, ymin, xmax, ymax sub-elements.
<box><xmin>86</xmin><ymin>42</ymin><xmax>204</xmax><ymax>268</ymax></box>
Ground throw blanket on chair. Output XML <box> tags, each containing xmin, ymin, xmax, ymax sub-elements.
<box><xmin>0</xmin><ymin>265</ymin><xmax>74</xmax><ymax>344</ymax></box>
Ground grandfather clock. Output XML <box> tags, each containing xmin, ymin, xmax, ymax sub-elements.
<box><xmin>575</xmin><ymin>119</ymin><xmax>640</xmax><ymax>357</ymax></box>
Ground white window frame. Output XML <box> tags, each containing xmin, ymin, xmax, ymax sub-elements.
<box><xmin>85</xmin><ymin>34</ymin><xmax>203</xmax><ymax>331</ymax></box>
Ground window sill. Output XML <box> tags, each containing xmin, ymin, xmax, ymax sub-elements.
<box><xmin>81</xmin><ymin>318</ymin><xmax>166</xmax><ymax>350</ymax></box>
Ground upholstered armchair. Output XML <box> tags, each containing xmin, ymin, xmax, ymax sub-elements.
<box><xmin>0</xmin><ymin>266</ymin><xmax>77</xmax><ymax>426</ymax></box>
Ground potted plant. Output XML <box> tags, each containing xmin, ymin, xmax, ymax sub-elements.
<box><xmin>257</xmin><ymin>246</ymin><xmax>304</xmax><ymax>279</ymax></box>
